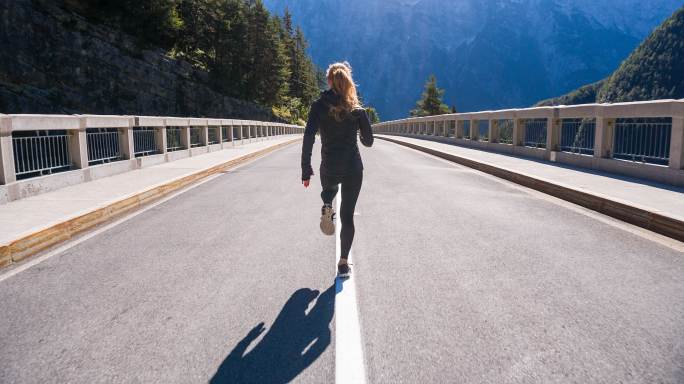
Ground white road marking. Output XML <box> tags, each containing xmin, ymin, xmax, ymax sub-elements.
<box><xmin>334</xmin><ymin>187</ymin><xmax>367</xmax><ymax>384</ymax></box>
<box><xmin>0</xmin><ymin>174</ymin><xmax>223</xmax><ymax>284</ymax></box>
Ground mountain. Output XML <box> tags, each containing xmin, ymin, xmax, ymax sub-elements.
<box><xmin>263</xmin><ymin>0</ymin><xmax>682</xmax><ymax>119</ymax></box>
<box><xmin>538</xmin><ymin>6</ymin><xmax>684</xmax><ymax>106</ymax></box>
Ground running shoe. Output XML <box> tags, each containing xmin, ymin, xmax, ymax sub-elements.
<box><xmin>320</xmin><ymin>204</ymin><xmax>336</xmax><ymax>236</ymax></box>
<box><xmin>337</xmin><ymin>262</ymin><xmax>351</xmax><ymax>278</ymax></box>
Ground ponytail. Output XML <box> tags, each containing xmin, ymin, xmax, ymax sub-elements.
<box><xmin>326</xmin><ymin>62</ymin><xmax>361</xmax><ymax>121</ymax></box>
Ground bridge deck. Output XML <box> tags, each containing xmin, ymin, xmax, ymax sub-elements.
<box><xmin>0</xmin><ymin>140</ymin><xmax>682</xmax><ymax>383</ymax></box>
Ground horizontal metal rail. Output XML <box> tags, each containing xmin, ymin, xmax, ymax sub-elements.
<box><xmin>12</xmin><ymin>131</ymin><xmax>71</xmax><ymax>179</ymax></box>
<box><xmin>133</xmin><ymin>127</ymin><xmax>157</xmax><ymax>157</ymax></box>
<box><xmin>372</xmin><ymin>99</ymin><xmax>684</xmax><ymax>186</ymax></box>
<box><xmin>0</xmin><ymin>114</ymin><xmax>304</xmax><ymax>186</ymax></box>
<box><xmin>561</xmin><ymin>118</ymin><xmax>595</xmax><ymax>155</ymax></box>
<box><xmin>523</xmin><ymin>119</ymin><xmax>547</xmax><ymax>148</ymax></box>
<box><xmin>87</xmin><ymin>128</ymin><xmax>121</xmax><ymax>165</ymax></box>
<box><xmin>497</xmin><ymin>119</ymin><xmax>514</xmax><ymax>144</ymax></box>
<box><xmin>613</xmin><ymin>117</ymin><xmax>671</xmax><ymax>165</ymax></box>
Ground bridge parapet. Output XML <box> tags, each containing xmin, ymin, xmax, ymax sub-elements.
<box><xmin>373</xmin><ymin>100</ymin><xmax>684</xmax><ymax>186</ymax></box>
<box><xmin>0</xmin><ymin>114</ymin><xmax>303</xmax><ymax>202</ymax></box>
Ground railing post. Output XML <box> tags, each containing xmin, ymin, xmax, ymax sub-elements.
<box><xmin>154</xmin><ymin>119</ymin><xmax>168</xmax><ymax>155</ymax></box>
<box><xmin>71</xmin><ymin>117</ymin><xmax>90</xmax><ymax>169</ymax></box>
<box><xmin>594</xmin><ymin>106</ymin><xmax>615</xmax><ymax>158</ymax></box>
<box><xmin>456</xmin><ymin>120</ymin><xmax>464</xmax><ymax>139</ymax></box>
<box><xmin>669</xmin><ymin>116</ymin><xmax>684</xmax><ymax>170</ymax></box>
<box><xmin>216</xmin><ymin>124</ymin><xmax>223</xmax><ymax>145</ymax></box>
<box><xmin>489</xmin><ymin>119</ymin><xmax>499</xmax><ymax>143</ymax></box>
<box><xmin>471</xmin><ymin>119</ymin><xmax>479</xmax><ymax>140</ymax></box>
<box><xmin>119</xmin><ymin>118</ymin><xmax>135</xmax><ymax>160</ymax></box>
<box><xmin>513</xmin><ymin>118</ymin><xmax>524</xmax><ymax>146</ymax></box>
<box><xmin>202</xmin><ymin>124</ymin><xmax>209</xmax><ymax>146</ymax></box>
<box><xmin>180</xmin><ymin>124</ymin><xmax>190</xmax><ymax>150</ymax></box>
<box><xmin>546</xmin><ymin>111</ymin><xmax>560</xmax><ymax>151</ymax></box>
<box><xmin>0</xmin><ymin>116</ymin><xmax>16</xmax><ymax>184</ymax></box>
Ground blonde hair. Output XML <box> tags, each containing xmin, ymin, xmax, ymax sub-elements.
<box><xmin>326</xmin><ymin>61</ymin><xmax>361</xmax><ymax>121</ymax></box>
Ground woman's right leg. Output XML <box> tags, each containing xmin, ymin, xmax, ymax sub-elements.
<box><xmin>319</xmin><ymin>174</ymin><xmax>339</xmax><ymax>236</ymax></box>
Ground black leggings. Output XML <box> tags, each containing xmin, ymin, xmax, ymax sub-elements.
<box><xmin>320</xmin><ymin>173</ymin><xmax>363</xmax><ymax>260</ymax></box>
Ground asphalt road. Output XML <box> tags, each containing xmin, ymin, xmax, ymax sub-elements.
<box><xmin>1</xmin><ymin>139</ymin><xmax>683</xmax><ymax>383</ymax></box>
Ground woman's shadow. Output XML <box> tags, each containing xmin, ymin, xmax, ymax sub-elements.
<box><xmin>210</xmin><ymin>283</ymin><xmax>335</xmax><ymax>384</ymax></box>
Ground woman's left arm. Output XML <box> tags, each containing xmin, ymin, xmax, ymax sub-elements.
<box><xmin>358</xmin><ymin>109</ymin><xmax>374</xmax><ymax>147</ymax></box>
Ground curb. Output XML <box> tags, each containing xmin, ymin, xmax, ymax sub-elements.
<box><xmin>0</xmin><ymin>138</ymin><xmax>301</xmax><ymax>269</ymax></box>
<box><xmin>378</xmin><ymin>136</ymin><xmax>684</xmax><ymax>242</ymax></box>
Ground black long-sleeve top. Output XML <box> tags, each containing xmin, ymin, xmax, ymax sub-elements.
<box><xmin>301</xmin><ymin>90</ymin><xmax>374</xmax><ymax>180</ymax></box>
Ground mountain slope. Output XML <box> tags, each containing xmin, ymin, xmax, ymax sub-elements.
<box><xmin>263</xmin><ymin>0</ymin><xmax>681</xmax><ymax>119</ymax></box>
<box><xmin>537</xmin><ymin>6</ymin><xmax>684</xmax><ymax>106</ymax></box>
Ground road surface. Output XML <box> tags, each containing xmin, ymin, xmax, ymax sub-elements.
<box><xmin>1</xmin><ymin>140</ymin><xmax>682</xmax><ymax>383</ymax></box>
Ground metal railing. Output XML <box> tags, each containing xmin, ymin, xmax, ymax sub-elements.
<box><xmin>524</xmin><ymin>119</ymin><xmax>547</xmax><ymax>148</ymax></box>
<box><xmin>497</xmin><ymin>119</ymin><xmax>514</xmax><ymax>144</ymax></box>
<box><xmin>190</xmin><ymin>127</ymin><xmax>203</xmax><ymax>148</ymax></box>
<box><xmin>561</xmin><ymin>118</ymin><xmax>595</xmax><ymax>155</ymax></box>
<box><xmin>0</xmin><ymin>115</ymin><xmax>304</xmax><ymax>190</ymax></box>
<box><xmin>613</xmin><ymin>117</ymin><xmax>671</xmax><ymax>165</ymax></box>
<box><xmin>166</xmin><ymin>127</ymin><xmax>183</xmax><ymax>152</ymax></box>
<box><xmin>371</xmin><ymin>99</ymin><xmax>684</xmax><ymax>186</ymax></box>
<box><xmin>478</xmin><ymin>120</ymin><xmax>489</xmax><ymax>142</ymax></box>
<box><xmin>87</xmin><ymin>128</ymin><xmax>121</xmax><ymax>165</ymax></box>
<box><xmin>133</xmin><ymin>127</ymin><xmax>157</xmax><ymax>157</ymax></box>
<box><xmin>447</xmin><ymin>120</ymin><xmax>455</xmax><ymax>138</ymax></box>
<box><xmin>208</xmin><ymin>127</ymin><xmax>219</xmax><ymax>145</ymax></box>
<box><xmin>12</xmin><ymin>131</ymin><xmax>71</xmax><ymax>179</ymax></box>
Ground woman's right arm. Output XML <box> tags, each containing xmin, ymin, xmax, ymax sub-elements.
<box><xmin>301</xmin><ymin>103</ymin><xmax>320</xmax><ymax>181</ymax></box>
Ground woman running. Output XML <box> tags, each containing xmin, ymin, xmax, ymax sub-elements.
<box><xmin>301</xmin><ymin>62</ymin><xmax>374</xmax><ymax>278</ymax></box>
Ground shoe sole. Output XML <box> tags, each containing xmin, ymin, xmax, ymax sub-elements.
<box><xmin>320</xmin><ymin>213</ymin><xmax>335</xmax><ymax>236</ymax></box>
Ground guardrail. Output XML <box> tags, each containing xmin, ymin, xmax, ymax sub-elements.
<box><xmin>0</xmin><ymin>115</ymin><xmax>303</xmax><ymax>202</ymax></box>
<box><xmin>373</xmin><ymin>100</ymin><xmax>684</xmax><ymax>186</ymax></box>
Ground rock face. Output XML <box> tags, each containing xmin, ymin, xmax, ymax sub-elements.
<box><xmin>0</xmin><ymin>0</ymin><xmax>275</xmax><ymax>120</ymax></box>
<box><xmin>264</xmin><ymin>0</ymin><xmax>682</xmax><ymax>119</ymax></box>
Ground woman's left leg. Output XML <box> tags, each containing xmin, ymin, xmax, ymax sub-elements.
<box><xmin>339</xmin><ymin>172</ymin><xmax>363</xmax><ymax>260</ymax></box>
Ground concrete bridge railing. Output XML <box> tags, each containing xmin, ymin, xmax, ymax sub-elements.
<box><xmin>373</xmin><ymin>99</ymin><xmax>684</xmax><ymax>186</ymax></box>
<box><xmin>0</xmin><ymin>114</ymin><xmax>303</xmax><ymax>202</ymax></box>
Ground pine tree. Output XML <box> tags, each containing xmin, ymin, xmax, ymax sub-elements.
<box><xmin>366</xmin><ymin>107</ymin><xmax>380</xmax><ymax>124</ymax></box>
<box><xmin>410</xmin><ymin>75</ymin><xmax>450</xmax><ymax>117</ymax></box>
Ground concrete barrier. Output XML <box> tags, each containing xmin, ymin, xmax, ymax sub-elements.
<box><xmin>0</xmin><ymin>114</ymin><xmax>304</xmax><ymax>203</ymax></box>
<box><xmin>374</xmin><ymin>100</ymin><xmax>684</xmax><ymax>186</ymax></box>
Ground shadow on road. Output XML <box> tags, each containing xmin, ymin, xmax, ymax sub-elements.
<box><xmin>210</xmin><ymin>283</ymin><xmax>335</xmax><ymax>384</ymax></box>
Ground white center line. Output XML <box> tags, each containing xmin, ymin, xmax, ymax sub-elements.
<box><xmin>334</xmin><ymin>186</ymin><xmax>367</xmax><ymax>384</ymax></box>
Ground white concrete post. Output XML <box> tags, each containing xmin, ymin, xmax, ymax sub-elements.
<box><xmin>156</xmin><ymin>125</ymin><xmax>168</xmax><ymax>154</ymax></box>
<box><xmin>217</xmin><ymin>125</ymin><xmax>223</xmax><ymax>145</ymax></box>
<box><xmin>513</xmin><ymin>119</ymin><xmax>524</xmax><ymax>146</ymax></box>
<box><xmin>546</xmin><ymin>115</ymin><xmax>560</xmax><ymax>151</ymax></box>
<box><xmin>471</xmin><ymin>119</ymin><xmax>479</xmax><ymax>140</ymax></box>
<box><xmin>668</xmin><ymin>116</ymin><xmax>684</xmax><ymax>170</ymax></box>
<box><xmin>180</xmin><ymin>125</ymin><xmax>190</xmax><ymax>150</ymax></box>
<box><xmin>0</xmin><ymin>116</ymin><xmax>16</xmax><ymax>184</ymax></box>
<box><xmin>594</xmin><ymin>118</ymin><xmax>615</xmax><ymax>158</ymax></box>
<box><xmin>489</xmin><ymin>119</ymin><xmax>499</xmax><ymax>143</ymax></box>
<box><xmin>71</xmin><ymin>118</ymin><xmax>90</xmax><ymax>169</ymax></box>
<box><xmin>200</xmin><ymin>125</ymin><xmax>209</xmax><ymax>146</ymax></box>
<box><xmin>456</xmin><ymin>120</ymin><xmax>464</xmax><ymax>139</ymax></box>
<box><xmin>119</xmin><ymin>118</ymin><xmax>135</xmax><ymax>160</ymax></box>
